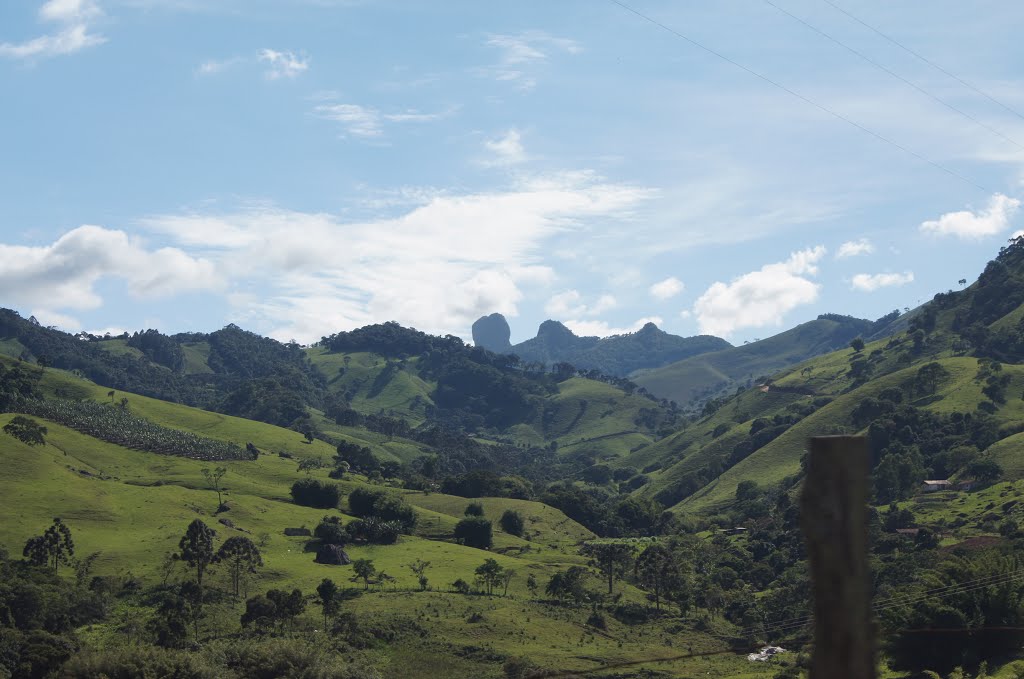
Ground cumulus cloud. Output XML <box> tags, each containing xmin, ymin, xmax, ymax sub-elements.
<box><xmin>544</xmin><ymin>290</ymin><xmax>616</xmax><ymax>317</ymax></box>
<box><xmin>693</xmin><ymin>246</ymin><xmax>826</xmax><ymax>337</ymax></box>
<box><xmin>483</xmin><ymin>129</ymin><xmax>527</xmax><ymax>166</ymax></box>
<box><xmin>920</xmin><ymin>193</ymin><xmax>1021</xmax><ymax>239</ymax></box>
<box><xmin>0</xmin><ymin>225</ymin><xmax>222</xmax><ymax>317</ymax></box>
<box><xmin>481</xmin><ymin>31</ymin><xmax>581</xmax><ymax>90</ymax></box>
<box><xmin>649</xmin><ymin>276</ymin><xmax>684</xmax><ymax>300</ymax></box>
<box><xmin>836</xmin><ymin>238</ymin><xmax>874</xmax><ymax>258</ymax></box>
<box><xmin>0</xmin><ymin>0</ymin><xmax>105</xmax><ymax>59</ymax></box>
<box><xmin>851</xmin><ymin>271</ymin><xmax>914</xmax><ymax>292</ymax></box>
<box><xmin>134</xmin><ymin>172</ymin><xmax>650</xmax><ymax>341</ymax></box>
<box><xmin>564</xmin><ymin>316</ymin><xmax>663</xmax><ymax>338</ymax></box>
<box><xmin>258</xmin><ymin>48</ymin><xmax>308</xmax><ymax>79</ymax></box>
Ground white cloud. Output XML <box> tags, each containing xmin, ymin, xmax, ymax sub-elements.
<box><xmin>649</xmin><ymin>276</ymin><xmax>684</xmax><ymax>300</ymax></box>
<box><xmin>196</xmin><ymin>57</ymin><xmax>243</xmax><ymax>75</ymax></box>
<box><xmin>544</xmin><ymin>290</ymin><xmax>617</xmax><ymax>317</ymax></box>
<box><xmin>679</xmin><ymin>309</ymin><xmax>692</xmax><ymax>319</ymax></box>
<box><xmin>135</xmin><ymin>172</ymin><xmax>651</xmax><ymax>341</ymax></box>
<box><xmin>564</xmin><ymin>316</ymin><xmax>663</xmax><ymax>338</ymax></box>
<box><xmin>0</xmin><ymin>225</ymin><xmax>222</xmax><ymax>317</ymax></box>
<box><xmin>851</xmin><ymin>271</ymin><xmax>914</xmax><ymax>292</ymax></box>
<box><xmin>258</xmin><ymin>48</ymin><xmax>309</xmax><ymax>79</ymax></box>
<box><xmin>31</xmin><ymin>309</ymin><xmax>82</xmax><ymax>330</ymax></box>
<box><xmin>481</xmin><ymin>31</ymin><xmax>581</xmax><ymax>90</ymax></box>
<box><xmin>920</xmin><ymin>193</ymin><xmax>1021</xmax><ymax>239</ymax></box>
<box><xmin>483</xmin><ymin>129</ymin><xmax>527</xmax><ymax>166</ymax></box>
<box><xmin>313</xmin><ymin>99</ymin><xmax>454</xmax><ymax>139</ymax></box>
<box><xmin>836</xmin><ymin>238</ymin><xmax>874</xmax><ymax>258</ymax></box>
<box><xmin>693</xmin><ymin>246</ymin><xmax>826</xmax><ymax>337</ymax></box>
<box><xmin>0</xmin><ymin>0</ymin><xmax>105</xmax><ymax>59</ymax></box>
<box><xmin>313</xmin><ymin>103</ymin><xmax>382</xmax><ymax>137</ymax></box>
<box><xmin>40</xmin><ymin>0</ymin><xmax>100</xmax><ymax>23</ymax></box>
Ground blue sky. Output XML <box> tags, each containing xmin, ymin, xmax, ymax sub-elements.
<box><xmin>1</xmin><ymin>0</ymin><xmax>1023</xmax><ymax>345</ymax></box>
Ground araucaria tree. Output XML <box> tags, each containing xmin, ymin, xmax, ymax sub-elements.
<box><xmin>634</xmin><ymin>543</ymin><xmax>682</xmax><ymax>611</ymax></box>
<box><xmin>583</xmin><ymin>542</ymin><xmax>636</xmax><ymax>595</ymax></box>
<box><xmin>179</xmin><ymin>519</ymin><xmax>216</xmax><ymax>586</ymax></box>
<box><xmin>316</xmin><ymin>578</ymin><xmax>340</xmax><ymax>628</ymax></box>
<box><xmin>23</xmin><ymin>517</ymin><xmax>74</xmax><ymax>572</ymax></box>
<box><xmin>216</xmin><ymin>536</ymin><xmax>262</xmax><ymax>596</ymax></box>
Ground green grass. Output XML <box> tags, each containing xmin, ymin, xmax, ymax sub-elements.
<box><xmin>181</xmin><ymin>341</ymin><xmax>214</xmax><ymax>374</ymax></box>
<box><xmin>0</xmin><ymin>364</ymin><xmax>748</xmax><ymax>677</ymax></box>
<box><xmin>92</xmin><ymin>338</ymin><xmax>146</xmax><ymax>359</ymax></box>
<box><xmin>0</xmin><ymin>336</ymin><xmax>26</xmax><ymax>358</ymax></box>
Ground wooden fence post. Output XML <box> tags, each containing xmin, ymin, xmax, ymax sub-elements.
<box><xmin>800</xmin><ymin>435</ymin><xmax>875</xmax><ymax>679</ymax></box>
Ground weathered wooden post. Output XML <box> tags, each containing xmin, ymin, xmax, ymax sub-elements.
<box><xmin>800</xmin><ymin>435</ymin><xmax>875</xmax><ymax>679</ymax></box>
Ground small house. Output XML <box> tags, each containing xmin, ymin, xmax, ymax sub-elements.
<box><xmin>895</xmin><ymin>528</ymin><xmax>921</xmax><ymax>538</ymax></box>
<box><xmin>922</xmin><ymin>479</ymin><xmax>952</xmax><ymax>492</ymax></box>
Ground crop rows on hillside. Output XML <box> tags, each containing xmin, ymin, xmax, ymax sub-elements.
<box><xmin>16</xmin><ymin>398</ymin><xmax>250</xmax><ymax>461</ymax></box>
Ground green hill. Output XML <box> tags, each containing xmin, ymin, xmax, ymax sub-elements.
<box><xmin>632</xmin><ymin>313</ymin><xmax>896</xmax><ymax>407</ymax></box>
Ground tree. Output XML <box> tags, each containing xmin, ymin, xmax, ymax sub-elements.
<box><xmin>546</xmin><ymin>566</ymin><xmax>588</xmax><ymax>605</ymax></box>
<box><xmin>499</xmin><ymin>509</ymin><xmax>525</xmax><ymax>537</ymax></box>
<box><xmin>314</xmin><ymin>516</ymin><xmax>347</xmax><ymax>545</ymax></box>
<box><xmin>454</xmin><ymin>517</ymin><xmax>493</xmax><ymax>549</ymax></box>
<box><xmin>407</xmin><ymin>559</ymin><xmax>431</xmax><ymax>591</ymax></box>
<box><xmin>316</xmin><ymin>578</ymin><xmax>340</xmax><ymax>629</ymax></box>
<box><xmin>23</xmin><ymin>517</ymin><xmax>74</xmax><ymax>573</ymax></box>
<box><xmin>178</xmin><ymin>519</ymin><xmax>216</xmax><ymax>587</ymax></box>
<box><xmin>635</xmin><ymin>544</ymin><xmax>682</xmax><ymax>611</ymax></box>
<box><xmin>216</xmin><ymin>536</ymin><xmax>262</xmax><ymax>597</ymax></box>
<box><xmin>201</xmin><ymin>466</ymin><xmax>228</xmax><ymax>509</ymax></box>
<box><xmin>501</xmin><ymin>568</ymin><xmax>516</xmax><ymax>596</ymax></box>
<box><xmin>266</xmin><ymin>588</ymin><xmax>306</xmax><ymax>631</ymax></box>
<box><xmin>475</xmin><ymin>558</ymin><xmax>504</xmax><ymax>595</ymax></box>
<box><xmin>353</xmin><ymin>558</ymin><xmax>375</xmax><ymax>590</ymax></box>
<box><xmin>291</xmin><ymin>479</ymin><xmax>341</xmax><ymax>509</ymax></box>
<box><xmin>915</xmin><ymin>362</ymin><xmax>950</xmax><ymax>396</ymax></box>
<box><xmin>297</xmin><ymin>457</ymin><xmax>325</xmax><ymax>475</ymax></box>
<box><xmin>583</xmin><ymin>542</ymin><xmax>635</xmax><ymax>594</ymax></box>
<box><xmin>3</xmin><ymin>415</ymin><xmax>47</xmax><ymax>446</ymax></box>
<box><xmin>849</xmin><ymin>337</ymin><xmax>866</xmax><ymax>353</ymax></box>
<box><xmin>464</xmin><ymin>502</ymin><xmax>485</xmax><ymax>517</ymax></box>
<box><xmin>526</xmin><ymin>573</ymin><xmax>538</xmax><ymax>598</ymax></box>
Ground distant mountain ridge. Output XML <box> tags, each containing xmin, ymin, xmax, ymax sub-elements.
<box><xmin>633</xmin><ymin>312</ymin><xmax>901</xmax><ymax>406</ymax></box>
<box><xmin>471</xmin><ymin>315</ymin><xmax>732</xmax><ymax>377</ymax></box>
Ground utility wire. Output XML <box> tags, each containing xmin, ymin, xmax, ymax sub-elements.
<box><xmin>607</xmin><ymin>0</ymin><xmax>991</xmax><ymax>193</ymax></box>
<box><xmin>819</xmin><ymin>0</ymin><xmax>1024</xmax><ymax>124</ymax></box>
<box><xmin>763</xmin><ymin>0</ymin><xmax>1023</xmax><ymax>151</ymax></box>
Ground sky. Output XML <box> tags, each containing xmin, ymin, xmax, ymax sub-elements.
<box><xmin>1</xmin><ymin>0</ymin><xmax>1023</xmax><ymax>346</ymax></box>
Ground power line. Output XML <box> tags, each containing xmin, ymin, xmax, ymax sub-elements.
<box><xmin>607</xmin><ymin>0</ymin><xmax>991</xmax><ymax>193</ymax></box>
<box><xmin>763</xmin><ymin>0</ymin><xmax>1023</xmax><ymax>151</ymax></box>
<box><xmin>819</xmin><ymin>0</ymin><xmax>1024</xmax><ymax>124</ymax></box>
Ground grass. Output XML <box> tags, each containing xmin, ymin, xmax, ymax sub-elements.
<box><xmin>0</xmin><ymin>364</ymin><xmax>749</xmax><ymax>677</ymax></box>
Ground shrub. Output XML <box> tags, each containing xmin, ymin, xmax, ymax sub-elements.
<box><xmin>313</xmin><ymin>516</ymin><xmax>347</xmax><ymax>545</ymax></box>
<box><xmin>290</xmin><ymin>479</ymin><xmax>341</xmax><ymax>509</ymax></box>
<box><xmin>454</xmin><ymin>517</ymin><xmax>493</xmax><ymax>549</ymax></box>
<box><xmin>61</xmin><ymin>646</ymin><xmax>216</xmax><ymax>679</ymax></box>
<box><xmin>499</xmin><ymin>509</ymin><xmax>524</xmax><ymax>537</ymax></box>
<box><xmin>465</xmin><ymin>502</ymin><xmax>485</xmax><ymax>517</ymax></box>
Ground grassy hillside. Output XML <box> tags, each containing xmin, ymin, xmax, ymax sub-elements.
<box><xmin>633</xmin><ymin>315</ymin><xmax>879</xmax><ymax>407</ymax></box>
<box><xmin>0</xmin><ymin>379</ymin><xmax>762</xmax><ymax>679</ymax></box>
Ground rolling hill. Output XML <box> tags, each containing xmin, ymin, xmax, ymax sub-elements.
<box><xmin>632</xmin><ymin>312</ymin><xmax>900</xmax><ymax>407</ymax></box>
